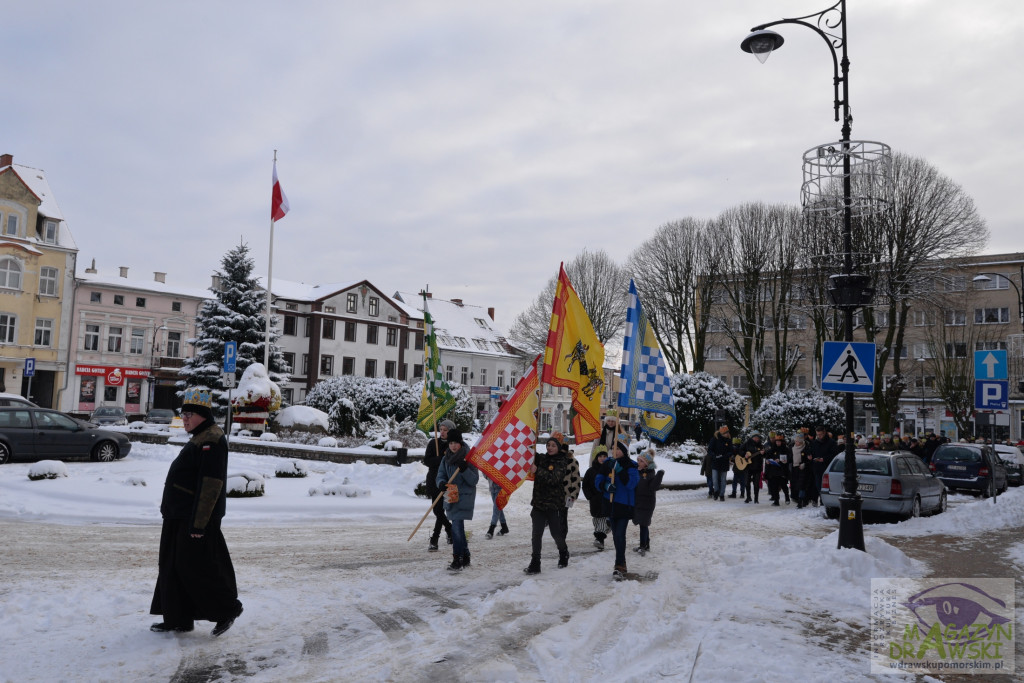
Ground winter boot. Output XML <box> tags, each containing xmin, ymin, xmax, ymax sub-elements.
<box><xmin>486</xmin><ymin>525</ymin><xmax>496</xmax><ymax>540</ymax></box>
<box><xmin>707</xmin><ymin>490</ymin><xmax>713</xmax><ymax>498</ymax></box>
<box><xmin>428</xmin><ymin>539</ymin><xmax>439</xmax><ymax>552</ymax></box>
<box><xmin>447</xmin><ymin>554</ymin><xmax>463</xmax><ymax>572</ymax></box>
<box><xmin>593</xmin><ymin>531</ymin><xmax>606</xmax><ymax>550</ymax></box>
<box><xmin>461</xmin><ymin>551</ymin><xmax>471</xmax><ymax>568</ymax></box>
<box><xmin>524</xmin><ymin>556</ymin><xmax>541</xmax><ymax>574</ymax></box>
<box><xmin>728</xmin><ymin>492</ymin><xmax>737</xmax><ymax>498</ymax></box>
<box><xmin>445</xmin><ymin>528</ymin><xmax>453</xmax><ymax>545</ymax></box>
<box><xmin>498</xmin><ymin>522</ymin><xmax>509</xmax><ymax>536</ymax></box>
<box><xmin>613</xmin><ymin>564</ymin><xmax>628</xmax><ymax>579</ymax></box>
<box><xmin>557</xmin><ymin>549</ymin><xmax>569</xmax><ymax>568</ymax></box>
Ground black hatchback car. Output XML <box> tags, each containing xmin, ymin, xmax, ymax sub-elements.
<box><xmin>930</xmin><ymin>443</ymin><xmax>1007</xmax><ymax>497</ymax></box>
<box><xmin>0</xmin><ymin>407</ymin><xmax>132</xmax><ymax>464</ymax></box>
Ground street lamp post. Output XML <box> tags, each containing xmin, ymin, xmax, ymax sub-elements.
<box><xmin>916</xmin><ymin>356</ymin><xmax>926</xmax><ymax>436</ymax></box>
<box><xmin>741</xmin><ymin>0</ymin><xmax>889</xmax><ymax>551</ymax></box>
<box><xmin>972</xmin><ymin>267</ymin><xmax>1024</xmax><ymax>336</ymax></box>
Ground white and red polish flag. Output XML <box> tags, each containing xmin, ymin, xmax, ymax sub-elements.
<box><xmin>271</xmin><ymin>160</ymin><xmax>290</xmax><ymax>222</ymax></box>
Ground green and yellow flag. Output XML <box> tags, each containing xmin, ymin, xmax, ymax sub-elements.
<box><xmin>416</xmin><ymin>293</ymin><xmax>456</xmax><ymax>432</ymax></box>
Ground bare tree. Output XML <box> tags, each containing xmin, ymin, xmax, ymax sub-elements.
<box><xmin>508</xmin><ymin>249</ymin><xmax>629</xmax><ymax>358</ymax></box>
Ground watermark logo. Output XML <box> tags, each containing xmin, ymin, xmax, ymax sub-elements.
<box><xmin>871</xmin><ymin>578</ymin><xmax>1015</xmax><ymax>674</ymax></box>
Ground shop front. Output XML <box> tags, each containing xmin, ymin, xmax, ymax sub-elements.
<box><xmin>74</xmin><ymin>365</ymin><xmax>151</xmax><ymax>416</ymax></box>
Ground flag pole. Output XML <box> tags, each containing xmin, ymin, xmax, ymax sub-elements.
<box><xmin>264</xmin><ymin>150</ymin><xmax>277</xmax><ymax>369</ymax></box>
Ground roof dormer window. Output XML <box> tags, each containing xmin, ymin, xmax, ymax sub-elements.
<box><xmin>42</xmin><ymin>220</ymin><xmax>58</xmax><ymax>244</ymax></box>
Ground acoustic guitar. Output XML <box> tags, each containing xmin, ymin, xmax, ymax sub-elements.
<box><xmin>734</xmin><ymin>452</ymin><xmax>752</xmax><ymax>471</ymax></box>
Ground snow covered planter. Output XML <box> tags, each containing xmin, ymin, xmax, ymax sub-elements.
<box><xmin>668</xmin><ymin>440</ymin><xmax>705</xmax><ymax>464</ymax></box>
<box><xmin>317</xmin><ymin>436</ymin><xmax>338</xmax><ymax>448</ymax></box>
<box><xmin>230</xmin><ymin>363</ymin><xmax>282</xmax><ymax>436</ymax></box>
<box><xmin>227</xmin><ymin>472</ymin><xmax>265</xmax><ymax>498</ymax></box>
<box><xmin>28</xmin><ymin>460</ymin><xmax>68</xmax><ymax>481</ymax></box>
<box><xmin>259</xmin><ymin>432</ymin><xmax>279</xmax><ymax>442</ymax></box>
<box><xmin>308</xmin><ymin>474</ymin><xmax>370</xmax><ymax>497</ymax></box>
<box><xmin>275</xmin><ymin>460</ymin><xmax>308</xmax><ymax>478</ymax></box>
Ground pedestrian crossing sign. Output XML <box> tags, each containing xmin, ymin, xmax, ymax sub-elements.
<box><xmin>821</xmin><ymin>341</ymin><xmax>876</xmax><ymax>393</ymax></box>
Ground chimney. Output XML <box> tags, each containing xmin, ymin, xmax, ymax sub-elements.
<box><xmin>487</xmin><ymin>307</ymin><xmax>495</xmax><ymax>321</ymax></box>
<box><xmin>85</xmin><ymin>258</ymin><xmax>97</xmax><ymax>274</ymax></box>
<box><xmin>211</xmin><ymin>274</ymin><xmax>222</xmax><ymax>291</ymax></box>
<box><xmin>119</xmin><ymin>266</ymin><xmax>129</xmax><ymax>278</ymax></box>
<box><xmin>451</xmin><ymin>298</ymin><xmax>463</xmax><ymax>306</ymax></box>
<box><xmin>0</xmin><ymin>153</ymin><xmax>12</xmax><ymax>167</ymax></box>
<box><xmin>154</xmin><ymin>272</ymin><xmax>166</xmax><ymax>283</ymax></box>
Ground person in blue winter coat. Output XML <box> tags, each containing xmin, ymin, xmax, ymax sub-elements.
<box><xmin>436</xmin><ymin>430</ymin><xmax>478</xmax><ymax>572</ymax></box>
<box><xmin>595</xmin><ymin>440</ymin><xmax>639</xmax><ymax>577</ymax></box>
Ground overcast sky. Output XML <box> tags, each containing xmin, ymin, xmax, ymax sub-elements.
<box><xmin>4</xmin><ymin>1</ymin><xmax>1019</xmax><ymax>332</ymax></box>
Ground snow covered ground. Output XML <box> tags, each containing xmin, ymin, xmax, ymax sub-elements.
<box><xmin>1</xmin><ymin>442</ymin><xmax>1022</xmax><ymax>682</ymax></box>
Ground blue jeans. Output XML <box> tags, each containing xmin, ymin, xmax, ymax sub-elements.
<box><xmin>489</xmin><ymin>489</ymin><xmax>506</xmax><ymax>526</ymax></box>
<box><xmin>639</xmin><ymin>524</ymin><xmax>650</xmax><ymax>548</ymax></box>
<box><xmin>712</xmin><ymin>470</ymin><xmax>728</xmax><ymax>498</ymax></box>
<box><xmin>610</xmin><ymin>516</ymin><xmax>630</xmax><ymax>568</ymax></box>
<box><xmin>450</xmin><ymin>519</ymin><xmax>468</xmax><ymax>557</ymax></box>
<box><xmin>731</xmin><ymin>469</ymin><xmax>747</xmax><ymax>495</ymax></box>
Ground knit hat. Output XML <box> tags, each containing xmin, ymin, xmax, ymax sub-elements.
<box><xmin>732</xmin><ymin>437</ymin><xmax>741</xmax><ymax>445</ymax></box>
<box><xmin>181</xmin><ymin>387</ymin><xmax>213</xmax><ymax>420</ymax></box>
<box><xmin>550</xmin><ymin>431</ymin><xmax>566</xmax><ymax>446</ymax></box>
<box><xmin>638</xmin><ymin>448</ymin><xmax>655</xmax><ymax>467</ymax></box>
<box><xmin>440</xmin><ymin>419</ymin><xmax>456</xmax><ymax>430</ymax></box>
<box><xmin>447</xmin><ymin>429</ymin><xmax>464</xmax><ymax>445</ymax></box>
<box><xmin>615</xmin><ymin>440</ymin><xmax>629</xmax><ymax>457</ymax></box>
<box><xmin>592</xmin><ymin>444</ymin><xmax>609</xmax><ymax>463</ymax></box>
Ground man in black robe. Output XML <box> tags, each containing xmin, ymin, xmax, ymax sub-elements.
<box><xmin>150</xmin><ymin>388</ymin><xmax>243</xmax><ymax>636</ymax></box>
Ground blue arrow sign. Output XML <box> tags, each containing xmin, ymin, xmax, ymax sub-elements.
<box><xmin>821</xmin><ymin>341</ymin><xmax>876</xmax><ymax>393</ymax></box>
<box><xmin>223</xmin><ymin>341</ymin><xmax>237</xmax><ymax>373</ymax></box>
<box><xmin>975</xmin><ymin>380</ymin><xmax>1008</xmax><ymax>411</ymax></box>
<box><xmin>973</xmin><ymin>349</ymin><xmax>1007</xmax><ymax>380</ymax></box>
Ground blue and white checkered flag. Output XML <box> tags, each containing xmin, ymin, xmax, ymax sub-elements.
<box><xmin>618</xmin><ymin>279</ymin><xmax>676</xmax><ymax>441</ymax></box>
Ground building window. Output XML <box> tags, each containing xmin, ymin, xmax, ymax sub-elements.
<box><xmin>43</xmin><ymin>220</ymin><xmax>58</xmax><ymax>243</ymax></box>
<box><xmin>324</xmin><ymin>305</ymin><xmax>336</xmax><ymax>314</ymax></box>
<box><xmin>365</xmin><ymin>359</ymin><xmax>377</xmax><ymax>377</ymax></box>
<box><xmin>975</xmin><ymin>307</ymin><xmax>1009</xmax><ymax>324</ymax></box>
<box><xmin>0</xmin><ymin>258</ymin><xmax>22</xmax><ymax>290</ymax></box>
<box><xmin>84</xmin><ymin>323</ymin><xmax>100</xmax><ymax>350</ymax></box>
<box><xmin>944</xmin><ymin>342</ymin><xmax>968</xmax><ymax>358</ymax></box>
<box><xmin>344</xmin><ymin>321</ymin><xmax>357</xmax><ymax>342</ymax></box>
<box><xmin>282</xmin><ymin>352</ymin><xmax>295</xmax><ymax>372</ymax></box>
<box><xmin>283</xmin><ymin>315</ymin><xmax>297</xmax><ymax>336</ymax></box>
<box><xmin>399</xmin><ymin>363</ymin><xmax>408</xmax><ymax>381</ymax></box>
<box><xmin>130</xmin><ymin>328</ymin><xmax>145</xmax><ymax>354</ymax></box>
<box><xmin>320</xmin><ymin>355</ymin><xmax>334</xmax><ymax>376</ymax></box>
<box><xmin>166</xmin><ymin>331</ymin><xmax>181</xmax><ymax>358</ymax></box>
<box><xmin>366</xmin><ymin>324</ymin><xmax>378</xmax><ymax>344</ymax></box>
<box><xmin>90</xmin><ymin>291</ymin><xmax>102</xmax><ymax>303</ymax></box>
<box><xmin>385</xmin><ymin>360</ymin><xmax>397</xmax><ymax>378</ymax></box>
<box><xmin>346</xmin><ymin>293</ymin><xmax>357</xmax><ymax>313</ymax></box>
<box><xmin>113</xmin><ymin>294</ymin><xmax>124</xmax><ymax>306</ymax></box>
<box><xmin>461</xmin><ymin>367</ymin><xmax>469</xmax><ymax>384</ymax></box>
<box><xmin>732</xmin><ymin>375</ymin><xmax>749</xmax><ymax>390</ymax></box>
<box><xmin>795</xmin><ymin>375</ymin><xmax>808</xmax><ymax>390</ymax></box>
<box><xmin>911</xmin><ymin>342</ymin><xmax>934</xmax><ymax>359</ymax></box>
<box><xmin>304</xmin><ymin>318</ymin><xmax>311</xmax><ymax>338</ymax></box>
<box><xmin>4</xmin><ymin>214</ymin><xmax>17</xmax><ymax>236</ymax></box>
<box><xmin>975</xmin><ymin>341</ymin><xmax>1008</xmax><ymax>351</ymax></box>
<box><xmin>286</xmin><ymin>302</ymin><xmax>298</xmax><ymax>311</ymax></box>
<box><xmin>39</xmin><ymin>267</ymin><xmax>58</xmax><ymax>296</ymax></box>
<box><xmin>446</xmin><ymin>365</ymin><xmax>454</xmax><ymax>382</ymax></box>
<box><xmin>386</xmin><ymin>327</ymin><xmax>397</xmax><ymax>346</ymax></box>
<box><xmin>171</xmin><ymin>301</ymin><xmax>182</xmax><ymax>312</ymax></box>
<box><xmin>706</xmin><ymin>346</ymin><xmax>728</xmax><ymax>361</ymax></box>
<box><xmin>282</xmin><ymin>388</ymin><xmax>293</xmax><ymax>404</ymax></box>
<box><xmin>107</xmin><ymin>326</ymin><xmax>123</xmax><ymax>352</ymax></box>
<box><xmin>0</xmin><ymin>313</ymin><xmax>16</xmax><ymax>343</ymax></box>
<box><xmin>322</xmin><ymin>319</ymin><xmax>335</xmax><ymax>339</ymax></box>
<box><xmin>480</xmin><ymin>368</ymin><xmax>487</xmax><ymax>386</ymax></box>
<box><xmin>913</xmin><ymin>310</ymin><xmax>935</xmax><ymax>326</ymax></box>
<box><xmin>342</xmin><ymin>357</ymin><xmax>355</xmax><ymax>375</ymax></box>
<box><xmin>943</xmin><ymin>310</ymin><xmax>965</xmax><ymax>326</ymax></box>
<box><xmin>301</xmin><ymin>354</ymin><xmax>309</xmax><ymax>375</ymax></box>
<box><xmin>415</xmin><ymin>332</ymin><xmax>424</xmax><ymax>351</ymax></box>
<box><xmin>497</xmin><ymin>370</ymin><xmax>505</xmax><ymax>388</ymax></box>
<box><xmin>413</xmin><ymin>363</ymin><xmax>423</xmax><ymax>379</ymax></box>
<box><xmin>369</xmin><ymin>296</ymin><xmax>379</xmax><ymax>316</ymax></box>
<box><xmin>135</xmin><ymin>297</ymin><xmax>146</xmax><ymax>308</ymax></box>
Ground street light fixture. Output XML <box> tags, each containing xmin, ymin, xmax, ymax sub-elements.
<box><xmin>916</xmin><ymin>356</ymin><xmax>927</xmax><ymax>436</ymax></box>
<box><xmin>972</xmin><ymin>269</ymin><xmax>1024</xmax><ymax>335</ymax></box>
<box><xmin>741</xmin><ymin>0</ymin><xmax>891</xmax><ymax>551</ymax></box>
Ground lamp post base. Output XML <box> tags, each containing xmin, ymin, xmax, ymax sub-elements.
<box><xmin>837</xmin><ymin>494</ymin><xmax>865</xmax><ymax>550</ymax></box>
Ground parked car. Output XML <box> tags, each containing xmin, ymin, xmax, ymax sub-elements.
<box><xmin>993</xmin><ymin>444</ymin><xmax>1024</xmax><ymax>487</ymax></box>
<box><xmin>144</xmin><ymin>408</ymin><xmax>176</xmax><ymax>425</ymax></box>
<box><xmin>820</xmin><ymin>450</ymin><xmax>947</xmax><ymax>521</ymax></box>
<box><xmin>0</xmin><ymin>407</ymin><xmax>132</xmax><ymax>464</ymax></box>
<box><xmin>90</xmin><ymin>405</ymin><xmax>128</xmax><ymax>426</ymax></box>
<box><xmin>0</xmin><ymin>392</ymin><xmax>35</xmax><ymax>407</ymax></box>
<box><xmin>930</xmin><ymin>443</ymin><xmax>1007</xmax><ymax>497</ymax></box>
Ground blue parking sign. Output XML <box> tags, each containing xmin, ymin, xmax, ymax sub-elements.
<box><xmin>223</xmin><ymin>341</ymin><xmax>237</xmax><ymax>373</ymax></box>
<box><xmin>24</xmin><ymin>357</ymin><xmax>35</xmax><ymax>377</ymax></box>
<box><xmin>975</xmin><ymin>380</ymin><xmax>1008</xmax><ymax>411</ymax></box>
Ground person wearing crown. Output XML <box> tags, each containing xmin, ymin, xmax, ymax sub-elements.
<box><xmin>150</xmin><ymin>387</ymin><xmax>243</xmax><ymax>637</ymax></box>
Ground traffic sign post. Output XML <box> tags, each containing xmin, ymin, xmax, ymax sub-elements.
<box><xmin>821</xmin><ymin>342</ymin><xmax>876</xmax><ymax>394</ymax></box>
<box><xmin>222</xmin><ymin>342</ymin><xmax>237</xmax><ymax>440</ymax></box>
<box><xmin>973</xmin><ymin>350</ymin><xmax>1007</xmax><ymax>380</ymax></box>
<box><xmin>223</xmin><ymin>341</ymin><xmax>238</xmax><ymax>373</ymax></box>
<box><xmin>24</xmin><ymin>357</ymin><xmax>35</xmax><ymax>403</ymax></box>
<box><xmin>974</xmin><ymin>379</ymin><xmax>1008</xmax><ymax>412</ymax></box>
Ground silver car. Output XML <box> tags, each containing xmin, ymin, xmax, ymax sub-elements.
<box><xmin>820</xmin><ymin>450</ymin><xmax>947</xmax><ymax>520</ymax></box>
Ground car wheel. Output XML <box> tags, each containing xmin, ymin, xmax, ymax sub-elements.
<box><xmin>92</xmin><ymin>441</ymin><xmax>119</xmax><ymax>462</ymax></box>
<box><xmin>0</xmin><ymin>441</ymin><xmax>10</xmax><ymax>465</ymax></box>
<box><xmin>935</xmin><ymin>491</ymin><xmax>947</xmax><ymax>515</ymax></box>
<box><xmin>910</xmin><ymin>496</ymin><xmax>921</xmax><ymax>519</ymax></box>
<box><xmin>825</xmin><ymin>507</ymin><xmax>839</xmax><ymax>520</ymax></box>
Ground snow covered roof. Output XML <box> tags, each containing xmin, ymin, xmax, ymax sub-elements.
<box><xmin>77</xmin><ymin>267</ymin><xmax>212</xmax><ymax>300</ymax></box>
<box><xmin>0</xmin><ymin>161</ymin><xmax>77</xmax><ymax>250</ymax></box>
<box><xmin>393</xmin><ymin>291</ymin><xmax>513</xmax><ymax>357</ymax></box>
<box><xmin>268</xmin><ymin>277</ymin><xmax>365</xmax><ymax>302</ymax></box>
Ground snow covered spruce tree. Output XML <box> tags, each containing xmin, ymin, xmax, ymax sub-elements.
<box><xmin>748</xmin><ymin>389</ymin><xmax>843</xmax><ymax>438</ymax></box>
<box><xmin>669</xmin><ymin>371</ymin><xmax>745</xmax><ymax>444</ymax></box>
<box><xmin>177</xmin><ymin>243</ymin><xmax>290</xmax><ymax>416</ymax></box>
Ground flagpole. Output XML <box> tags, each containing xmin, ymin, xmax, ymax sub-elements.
<box><xmin>264</xmin><ymin>150</ymin><xmax>277</xmax><ymax>370</ymax></box>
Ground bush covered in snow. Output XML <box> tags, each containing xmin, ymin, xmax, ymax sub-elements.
<box><xmin>308</xmin><ymin>474</ymin><xmax>370</xmax><ymax>497</ymax></box>
<box><xmin>317</xmin><ymin>436</ymin><xmax>338</xmax><ymax>448</ymax></box>
<box><xmin>669</xmin><ymin>372</ymin><xmax>745</xmax><ymax>443</ymax></box>
<box><xmin>275</xmin><ymin>460</ymin><xmax>308</xmax><ymax>478</ymax></box>
<box><xmin>259</xmin><ymin>432</ymin><xmax>280</xmax><ymax>442</ymax></box>
<box><xmin>306</xmin><ymin>376</ymin><xmax>418</xmax><ymax>432</ymax></box>
<box><xmin>363</xmin><ymin>415</ymin><xmax>428</xmax><ymax>449</ymax></box>
<box><xmin>748</xmin><ymin>389</ymin><xmax>844</xmax><ymax>437</ymax></box>
<box><xmin>227</xmin><ymin>472</ymin><xmax>265</xmax><ymax>497</ymax></box>
<box><xmin>666</xmin><ymin>440</ymin><xmax>705</xmax><ymax>464</ymax></box>
<box><xmin>28</xmin><ymin>460</ymin><xmax>68</xmax><ymax>481</ymax></box>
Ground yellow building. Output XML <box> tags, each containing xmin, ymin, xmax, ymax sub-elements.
<box><xmin>0</xmin><ymin>153</ymin><xmax>78</xmax><ymax>407</ymax></box>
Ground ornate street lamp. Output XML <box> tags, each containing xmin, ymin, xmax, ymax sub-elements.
<box><xmin>741</xmin><ymin>0</ymin><xmax>891</xmax><ymax>550</ymax></box>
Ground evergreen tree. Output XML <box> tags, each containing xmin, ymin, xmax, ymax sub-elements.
<box><xmin>177</xmin><ymin>242</ymin><xmax>290</xmax><ymax>415</ymax></box>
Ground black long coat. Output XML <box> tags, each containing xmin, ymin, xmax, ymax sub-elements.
<box><xmin>632</xmin><ymin>468</ymin><xmax>664</xmax><ymax>526</ymax></box>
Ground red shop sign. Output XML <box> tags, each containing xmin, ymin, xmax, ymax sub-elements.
<box><xmin>75</xmin><ymin>365</ymin><xmax>151</xmax><ymax>386</ymax></box>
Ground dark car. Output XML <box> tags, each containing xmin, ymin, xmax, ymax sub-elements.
<box><xmin>0</xmin><ymin>407</ymin><xmax>131</xmax><ymax>464</ymax></box>
<box><xmin>930</xmin><ymin>443</ymin><xmax>1007</xmax><ymax>497</ymax></box>
<box><xmin>145</xmin><ymin>408</ymin><xmax>176</xmax><ymax>425</ymax></box>
<box><xmin>820</xmin><ymin>450</ymin><xmax>947</xmax><ymax>520</ymax></box>
<box><xmin>90</xmin><ymin>405</ymin><xmax>128</xmax><ymax>426</ymax></box>
<box><xmin>993</xmin><ymin>444</ymin><xmax>1024</xmax><ymax>487</ymax></box>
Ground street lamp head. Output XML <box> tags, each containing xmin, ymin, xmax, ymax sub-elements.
<box><xmin>972</xmin><ymin>274</ymin><xmax>992</xmax><ymax>283</ymax></box>
<box><xmin>741</xmin><ymin>30</ymin><xmax>785</xmax><ymax>64</ymax></box>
